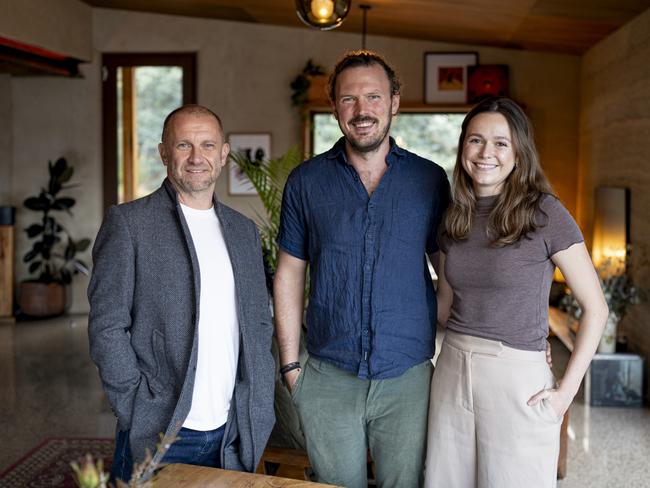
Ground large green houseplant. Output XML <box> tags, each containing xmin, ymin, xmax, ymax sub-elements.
<box><xmin>19</xmin><ymin>157</ymin><xmax>91</xmax><ymax>317</ymax></box>
<box><xmin>229</xmin><ymin>146</ymin><xmax>301</xmax><ymax>278</ymax></box>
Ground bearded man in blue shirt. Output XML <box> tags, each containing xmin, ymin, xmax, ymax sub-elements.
<box><xmin>274</xmin><ymin>50</ymin><xmax>450</xmax><ymax>488</ymax></box>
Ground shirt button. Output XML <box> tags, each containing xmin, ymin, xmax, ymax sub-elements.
<box><xmin>363</xmin><ymin>329</ymin><xmax>368</xmax><ymax>334</ymax></box>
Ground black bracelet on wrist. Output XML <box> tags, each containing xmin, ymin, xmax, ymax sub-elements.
<box><xmin>280</xmin><ymin>361</ymin><xmax>301</xmax><ymax>375</ymax></box>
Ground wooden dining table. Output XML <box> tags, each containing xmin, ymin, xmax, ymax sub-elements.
<box><xmin>154</xmin><ymin>463</ymin><xmax>341</xmax><ymax>487</ymax></box>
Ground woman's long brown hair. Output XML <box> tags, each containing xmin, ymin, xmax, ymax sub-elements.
<box><xmin>445</xmin><ymin>97</ymin><xmax>554</xmax><ymax>247</ymax></box>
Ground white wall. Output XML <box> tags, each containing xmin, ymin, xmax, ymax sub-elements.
<box><xmin>11</xmin><ymin>63</ymin><xmax>101</xmax><ymax>312</ymax></box>
<box><xmin>8</xmin><ymin>7</ymin><xmax>582</xmax><ymax>313</ymax></box>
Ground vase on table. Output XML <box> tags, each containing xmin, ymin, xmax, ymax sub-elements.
<box><xmin>597</xmin><ymin>311</ymin><xmax>619</xmax><ymax>354</ymax></box>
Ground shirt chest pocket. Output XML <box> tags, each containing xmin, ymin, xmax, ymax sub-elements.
<box><xmin>310</xmin><ymin>202</ymin><xmax>365</xmax><ymax>252</ymax></box>
<box><xmin>389</xmin><ymin>202</ymin><xmax>431</xmax><ymax>248</ymax></box>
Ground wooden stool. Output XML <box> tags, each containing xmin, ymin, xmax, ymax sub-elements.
<box><xmin>257</xmin><ymin>447</ymin><xmax>377</xmax><ymax>484</ymax></box>
<box><xmin>257</xmin><ymin>447</ymin><xmax>312</xmax><ymax>480</ymax></box>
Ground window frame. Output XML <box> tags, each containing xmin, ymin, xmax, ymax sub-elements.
<box><xmin>304</xmin><ymin>104</ymin><xmax>471</xmax><ymax>160</ymax></box>
<box><xmin>101</xmin><ymin>52</ymin><xmax>196</xmax><ymax>211</ymax></box>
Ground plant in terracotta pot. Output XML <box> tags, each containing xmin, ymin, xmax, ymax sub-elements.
<box><xmin>19</xmin><ymin>157</ymin><xmax>91</xmax><ymax>318</ymax></box>
<box><xmin>290</xmin><ymin>59</ymin><xmax>327</xmax><ymax>111</ymax></box>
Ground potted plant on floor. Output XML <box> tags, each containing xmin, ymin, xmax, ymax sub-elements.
<box><xmin>18</xmin><ymin>157</ymin><xmax>91</xmax><ymax>318</ymax></box>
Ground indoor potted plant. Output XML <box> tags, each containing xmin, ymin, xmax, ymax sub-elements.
<box><xmin>560</xmin><ymin>255</ymin><xmax>644</xmax><ymax>353</ymax></box>
<box><xmin>19</xmin><ymin>157</ymin><xmax>91</xmax><ymax>317</ymax></box>
<box><xmin>290</xmin><ymin>59</ymin><xmax>327</xmax><ymax>112</ymax></box>
<box><xmin>229</xmin><ymin>147</ymin><xmax>301</xmax><ymax>282</ymax></box>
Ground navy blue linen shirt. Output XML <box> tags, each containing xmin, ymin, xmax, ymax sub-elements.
<box><xmin>278</xmin><ymin>137</ymin><xmax>450</xmax><ymax>379</ymax></box>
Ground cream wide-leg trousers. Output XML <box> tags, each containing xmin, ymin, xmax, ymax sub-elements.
<box><xmin>424</xmin><ymin>330</ymin><xmax>562</xmax><ymax>488</ymax></box>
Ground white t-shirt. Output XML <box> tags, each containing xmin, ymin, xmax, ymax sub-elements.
<box><xmin>180</xmin><ymin>203</ymin><xmax>239</xmax><ymax>431</ymax></box>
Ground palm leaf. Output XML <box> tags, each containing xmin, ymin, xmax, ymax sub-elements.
<box><xmin>228</xmin><ymin>147</ymin><xmax>301</xmax><ymax>271</ymax></box>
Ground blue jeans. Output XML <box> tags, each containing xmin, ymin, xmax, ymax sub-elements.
<box><xmin>110</xmin><ymin>424</ymin><xmax>226</xmax><ymax>484</ymax></box>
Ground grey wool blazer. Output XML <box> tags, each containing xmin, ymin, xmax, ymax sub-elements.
<box><xmin>88</xmin><ymin>179</ymin><xmax>275</xmax><ymax>471</ymax></box>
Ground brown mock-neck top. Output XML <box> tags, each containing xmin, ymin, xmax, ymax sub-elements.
<box><xmin>440</xmin><ymin>194</ymin><xmax>583</xmax><ymax>351</ymax></box>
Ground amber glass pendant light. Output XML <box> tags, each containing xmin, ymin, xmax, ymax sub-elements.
<box><xmin>295</xmin><ymin>0</ymin><xmax>351</xmax><ymax>30</ymax></box>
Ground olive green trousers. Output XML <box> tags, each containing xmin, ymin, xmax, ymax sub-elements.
<box><xmin>292</xmin><ymin>357</ymin><xmax>432</xmax><ymax>488</ymax></box>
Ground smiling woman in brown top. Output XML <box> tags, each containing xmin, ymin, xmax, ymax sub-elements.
<box><xmin>424</xmin><ymin>97</ymin><xmax>608</xmax><ymax>488</ymax></box>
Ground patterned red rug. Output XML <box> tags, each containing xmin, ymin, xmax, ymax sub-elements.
<box><xmin>0</xmin><ymin>438</ymin><xmax>114</xmax><ymax>488</ymax></box>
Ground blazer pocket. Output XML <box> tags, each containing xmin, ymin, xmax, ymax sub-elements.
<box><xmin>151</xmin><ymin>329</ymin><xmax>170</xmax><ymax>394</ymax></box>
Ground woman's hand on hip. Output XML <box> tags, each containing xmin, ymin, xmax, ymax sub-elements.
<box><xmin>527</xmin><ymin>387</ymin><xmax>572</xmax><ymax>418</ymax></box>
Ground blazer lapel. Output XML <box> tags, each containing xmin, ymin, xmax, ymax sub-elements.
<box><xmin>215</xmin><ymin>201</ymin><xmax>248</xmax><ymax>331</ymax></box>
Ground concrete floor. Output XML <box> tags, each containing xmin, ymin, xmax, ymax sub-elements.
<box><xmin>0</xmin><ymin>315</ymin><xmax>649</xmax><ymax>486</ymax></box>
<box><xmin>0</xmin><ymin>315</ymin><xmax>114</xmax><ymax>472</ymax></box>
<box><xmin>551</xmin><ymin>348</ymin><xmax>650</xmax><ymax>488</ymax></box>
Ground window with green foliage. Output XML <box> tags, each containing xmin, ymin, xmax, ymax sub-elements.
<box><xmin>117</xmin><ymin>66</ymin><xmax>183</xmax><ymax>203</ymax></box>
<box><xmin>102</xmin><ymin>53</ymin><xmax>195</xmax><ymax>209</ymax></box>
<box><xmin>312</xmin><ymin>111</ymin><xmax>466</xmax><ymax>178</ymax></box>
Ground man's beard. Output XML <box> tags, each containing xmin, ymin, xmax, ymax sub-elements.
<box><xmin>343</xmin><ymin>114</ymin><xmax>392</xmax><ymax>154</ymax></box>
<box><xmin>174</xmin><ymin>169</ymin><xmax>219</xmax><ymax>195</ymax></box>
<box><xmin>179</xmin><ymin>178</ymin><xmax>214</xmax><ymax>193</ymax></box>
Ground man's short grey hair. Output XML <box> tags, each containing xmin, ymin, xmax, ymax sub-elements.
<box><xmin>161</xmin><ymin>104</ymin><xmax>225</xmax><ymax>142</ymax></box>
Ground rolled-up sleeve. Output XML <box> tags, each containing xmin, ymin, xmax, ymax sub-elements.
<box><xmin>277</xmin><ymin>169</ymin><xmax>309</xmax><ymax>260</ymax></box>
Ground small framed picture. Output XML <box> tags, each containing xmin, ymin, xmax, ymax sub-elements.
<box><xmin>227</xmin><ymin>133</ymin><xmax>271</xmax><ymax>196</ymax></box>
<box><xmin>467</xmin><ymin>65</ymin><xmax>509</xmax><ymax>104</ymax></box>
<box><xmin>424</xmin><ymin>52</ymin><xmax>479</xmax><ymax>104</ymax></box>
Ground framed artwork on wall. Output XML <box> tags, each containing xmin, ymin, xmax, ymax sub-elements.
<box><xmin>467</xmin><ymin>64</ymin><xmax>509</xmax><ymax>103</ymax></box>
<box><xmin>227</xmin><ymin>133</ymin><xmax>271</xmax><ymax>196</ymax></box>
<box><xmin>424</xmin><ymin>52</ymin><xmax>478</xmax><ymax>104</ymax></box>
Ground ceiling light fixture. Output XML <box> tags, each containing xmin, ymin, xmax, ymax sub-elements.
<box><xmin>295</xmin><ymin>0</ymin><xmax>351</xmax><ymax>30</ymax></box>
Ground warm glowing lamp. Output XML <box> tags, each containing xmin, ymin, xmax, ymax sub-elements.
<box><xmin>311</xmin><ymin>0</ymin><xmax>334</xmax><ymax>20</ymax></box>
<box><xmin>295</xmin><ymin>0</ymin><xmax>351</xmax><ymax>30</ymax></box>
<box><xmin>592</xmin><ymin>187</ymin><xmax>629</xmax><ymax>273</ymax></box>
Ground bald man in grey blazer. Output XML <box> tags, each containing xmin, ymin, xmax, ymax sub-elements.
<box><xmin>88</xmin><ymin>105</ymin><xmax>275</xmax><ymax>483</ymax></box>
